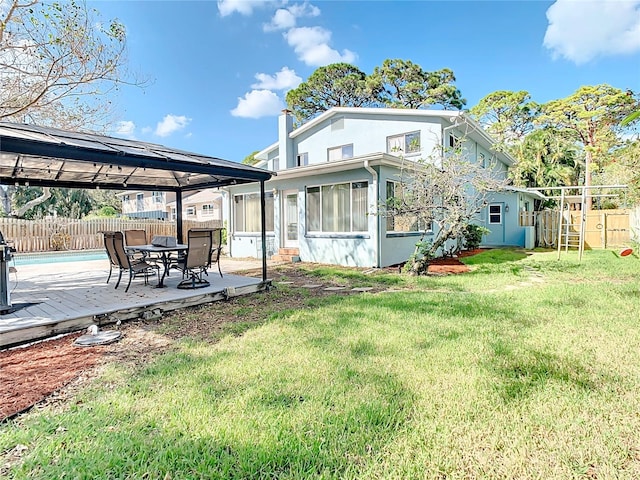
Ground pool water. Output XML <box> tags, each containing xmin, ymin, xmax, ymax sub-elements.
<box><xmin>12</xmin><ymin>250</ymin><xmax>108</xmax><ymax>266</ymax></box>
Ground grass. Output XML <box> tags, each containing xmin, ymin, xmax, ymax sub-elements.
<box><xmin>2</xmin><ymin>249</ymin><xmax>640</xmax><ymax>479</ymax></box>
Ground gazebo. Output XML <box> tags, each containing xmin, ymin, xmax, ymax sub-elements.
<box><xmin>0</xmin><ymin>122</ymin><xmax>275</xmax><ymax>280</ymax></box>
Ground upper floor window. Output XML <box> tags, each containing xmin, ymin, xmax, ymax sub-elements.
<box><xmin>122</xmin><ymin>195</ymin><xmax>130</xmax><ymax>202</ymax></box>
<box><xmin>328</xmin><ymin>144</ymin><xmax>353</xmax><ymax>162</ymax></box>
<box><xmin>387</xmin><ymin>131</ymin><xmax>420</xmax><ymax>155</ymax></box>
<box><xmin>448</xmin><ymin>133</ymin><xmax>460</xmax><ymax>149</ymax></box>
<box><xmin>202</xmin><ymin>204</ymin><xmax>215</xmax><ymax>216</ymax></box>
<box><xmin>152</xmin><ymin>191</ymin><xmax>163</xmax><ymax>203</ymax></box>
<box><xmin>297</xmin><ymin>153</ymin><xmax>308</xmax><ymax>167</ymax></box>
<box><xmin>186</xmin><ymin>206</ymin><xmax>196</xmax><ymax>217</ymax></box>
<box><xmin>478</xmin><ymin>153</ymin><xmax>486</xmax><ymax>168</ymax></box>
<box><xmin>270</xmin><ymin>157</ymin><xmax>279</xmax><ymax>171</ymax></box>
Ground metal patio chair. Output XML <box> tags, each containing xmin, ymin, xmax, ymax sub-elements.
<box><xmin>173</xmin><ymin>229</ymin><xmax>214</xmax><ymax>289</ymax></box>
<box><xmin>104</xmin><ymin>231</ymin><xmax>160</xmax><ymax>292</ymax></box>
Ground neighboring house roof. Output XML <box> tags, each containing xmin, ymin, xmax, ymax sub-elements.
<box><xmin>166</xmin><ymin>189</ymin><xmax>223</xmax><ymax>208</ymax></box>
<box><xmin>255</xmin><ymin>107</ymin><xmax>516</xmax><ymax>168</ymax></box>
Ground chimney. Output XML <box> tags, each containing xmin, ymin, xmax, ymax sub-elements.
<box><xmin>279</xmin><ymin>109</ymin><xmax>294</xmax><ymax>169</ymax></box>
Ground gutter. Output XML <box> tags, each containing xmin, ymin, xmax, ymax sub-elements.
<box><xmin>363</xmin><ymin>160</ymin><xmax>380</xmax><ymax>268</ymax></box>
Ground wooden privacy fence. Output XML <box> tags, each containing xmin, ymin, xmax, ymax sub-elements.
<box><xmin>0</xmin><ymin>218</ymin><xmax>223</xmax><ymax>253</ymax></box>
<box><xmin>536</xmin><ymin>209</ymin><xmax>631</xmax><ymax>249</ymax></box>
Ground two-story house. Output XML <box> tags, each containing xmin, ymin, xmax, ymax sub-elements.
<box><xmin>119</xmin><ymin>191</ymin><xmax>174</xmax><ymax>219</ymax></box>
<box><xmin>227</xmin><ymin>107</ymin><xmax>541</xmax><ymax>268</ymax></box>
<box><xmin>120</xmin><ymin>189</ymin><xmax>226</xmax><ymax>224</ymax></box>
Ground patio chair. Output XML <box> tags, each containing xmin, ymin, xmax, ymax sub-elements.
<box><xmin>210</xmin><ymin>228</ymin><xmax>224</xmax><ymax>278</ymax></box>
<box><xmin>124</xmin><ymin>229</ymin><xmax>152</xmax><ymax>260</ymax></box>
<box><xmin>173</xmin><ymin>229</ymin><xmax>214</xmax><ymax>289</ymax></box>
<box><xmin>104</xmin><ymin>231</ymin><xmax>160</xmax><ymax>292</ymax></box>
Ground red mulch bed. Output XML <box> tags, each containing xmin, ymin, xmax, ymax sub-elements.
<box><xmin>0</xmin><ymin>333</ymin><xmax>106</xmax><ymax>421</ymax></box>
<box><xmin>426</xmin><ymin>248</ymin><xmax>485</xmax><ymax>274</ymax></box>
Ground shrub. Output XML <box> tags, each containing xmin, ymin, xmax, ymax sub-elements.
<box><xmin>463</xmin><ymin>224</ymin><xmax>490</xmax><ymax>250</ymax></box>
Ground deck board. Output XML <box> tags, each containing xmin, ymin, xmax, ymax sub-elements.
<box><xmin>0</xmin><ymin>257</ymin><xmax>274</xmax><ymax>348</ymax></box>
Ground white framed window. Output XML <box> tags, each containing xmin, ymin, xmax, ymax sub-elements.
<box><xmin>122</xmin><ymin>195</ymin><xmax>130</xmax><ymax>202</ymax></box>
<box><xmin>387</xmin><ymin>131</ymin><xmax>420</xmax><ymax>155</ymax></box>
<box><xmin>306</xmin><ymin>181</ymin><xmax>368</xmax><ymax>233</ymax></box>
<box><xmin>234</xmin><ymin>192</ymin><xmax>275</xmax><ymax>233</ymax></box>
<box><xmin>327</xmin><ymin>144</ymin><xmax>353</xmax><ymax>162</ymax></box>
<box><xmin>448</xmin><ymin>133</ymin><xmax>460</xmax><ymax>149</ymax></box>
<box><xmin>297</xmin><ymin>153</ymin><xmax>308</xmax><ymax>167</ymax></box>
<box><xmin>186</xmin><ymin>206</ymin><xmax>196</xmax><ymax>217</ymax></box>
<box><xmin>152</xmin><ymin>191</ymin><xmax>164</xmax><ymax>203</ymax></box>
<box><xmin>202</xmin><ymin>204</ymin><xmax>215</xmax><ymax>216</ymax></box>
<box><xmin>385</xmin><ymin>181</ymin><xmax>431</xmax><ymax>232</ymax></box>
<box><xmin>136</xmin><ymin>193</ymin><xmax>144</xmax><ymax>211</ymax></box>
<box><xmin>270</xmin><ymin>157</ymin><xmax>279</xmax><ymax>171</ymax></box>
<box><xmin>170</xmin><ymin>207</ymin><xmax>176</xmax><ymax>221</ymax></box>
<box><xmin>489</xmin><ymin>204</ymin><xmax>502</xmax><ymax>224</ymax></box>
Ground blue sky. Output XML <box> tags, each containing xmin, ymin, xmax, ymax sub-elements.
<box><xmin>94</xmin><ymin>0</ymin><xmax>640</xmax><ymax>162</ymax></box>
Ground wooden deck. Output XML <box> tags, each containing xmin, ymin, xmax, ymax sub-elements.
<box><xmin>0</xmin><ymin>258</ymin><xmax>274</xmax><ymax>349</ymax></box>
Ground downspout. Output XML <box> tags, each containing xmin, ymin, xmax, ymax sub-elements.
<box><xmin>364</xmin><ymin>160</ymin><xmax>380</xmax><ymax>268</ymax></box>
<box><xmin>260</xmin><ymin>180</ymin><xmax>267</xmax><ymax>282</ymax></box>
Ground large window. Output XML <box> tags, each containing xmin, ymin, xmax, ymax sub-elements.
<box><xmin>234</xmin><ymin>192</ymin><xmax>274</xmax><ymax>232</ymax></box>
<box><xmin>307</xmin><ymin>181</ymin><xmax>368</xmax><ymax>233</ymax></box>
<box><xmin>152</xmin><ymin>191</ymin><xmax>164</xmax><ymax>203</ymax></box>
<box><xmin>386</xmin><ymin>181</ymin><xmax>430</xmax><ymax>232</ymax></box>
<box><xmin>387</xmin><ymin>131</ymin><xmax>420</xmax><ymax>155</ymax></box>
<box><xmin>327</xmin><ymin>144</ymin><xmax>353</xmax><ymax>161</ymax></box>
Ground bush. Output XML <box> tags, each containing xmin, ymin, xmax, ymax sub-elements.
<box><xmin>463</xmin><ymin>224</ymin><xmax>490</xmax><ymax>250</ymax></box>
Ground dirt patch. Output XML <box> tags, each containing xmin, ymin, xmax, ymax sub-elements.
<box><xmin>0</xmin><ymin>251</ymin><xmax>485</xmax><ymax>422</ymax></box>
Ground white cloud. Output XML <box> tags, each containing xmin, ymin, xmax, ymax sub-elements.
<box><xmin>263</xmin><ymin>3</ymin><xmax>321</xmax><ymax>31</ymax></box>
<box><xmin>251</xmin><ymin>67</ymin><xmax>302</xmax><ymax>90</ymax></box>
<box><xmin>114</xmin><ymin>120</ymin><xmax>136</xmax><ymax>138</ymax></box>
<box><xmin>218</xmin><ymin>0</ymin><xmax>270</xmax><ymax>17</ymax></box>
<box><xmin>285</xmin><ymin>26</ymin><xmax>356</xmax><ymax>66</ymax></box>
<box><xmin>155</xmin><ymin>114</ymin><xmax>191</xmax><ymax>137</ymax></box>
<box><xmin>544</xmin><ymin>0</ymin><xmax>640</xmax><ymax>64</ymax></box>
<box><xmin>231</xmin><ymin>90</ymin><xmax>285</xmax><ymax>118</ymax></box>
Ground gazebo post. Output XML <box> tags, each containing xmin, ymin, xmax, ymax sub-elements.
<box><xmin>176</xmin><ymin>190</ymin><xmax>183</xmax><ymax>244</ymax></box>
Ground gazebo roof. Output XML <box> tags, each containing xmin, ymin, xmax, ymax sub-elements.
<box><xmin>0</xmin><ymin>122</ymin><xmax>273</xmax><ymax>192</ymax></box>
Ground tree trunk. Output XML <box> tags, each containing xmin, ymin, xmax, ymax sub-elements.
<box><xmin>13</xmin><ymin>187</ymin><xmax>51</xmax><ymax>217</ymax></box>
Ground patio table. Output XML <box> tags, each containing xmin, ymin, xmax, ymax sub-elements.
<box><xmin>129</xmin><ymin>244</ymin><xmax>187</xmax><ymax>287</ymax></box>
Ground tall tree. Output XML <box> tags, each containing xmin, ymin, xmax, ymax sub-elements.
<box><xmin>469</xmin><ymin>90</ymin><xmax>539</xmax><ymax>147</ymax></box>
<box><xmin>510</xmin><ymin>128</ymin><xmax>580</xmax><ymax>192</ymax></box>
<box><xmin>536</xmin><ymin>84</ymin><xmax>638</xmax><ymax>208</ymax></box>
<box><xmin>0</xmin><ymin>0</ymin><xmax>141</xmax><ymax>217</ymax></box>
<box><xmin>285</xmin><ymin>63</ymin><xmax>376</xmax><ymax>124</ymax></box>
<box><xmin>368</xmin><ymin>59</ymin><xmax>465</xmax><ymax>110</ymax></box>
<box><xmin>241</xmin><ymin>150</ymin><xmax>260</xmax><ymax>166</ymax></box>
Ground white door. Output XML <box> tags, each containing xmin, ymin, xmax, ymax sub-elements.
<box><xmin>283</xmin><ymin>190</ymin><xmax>299</xmax><ymax>248</ymax></box>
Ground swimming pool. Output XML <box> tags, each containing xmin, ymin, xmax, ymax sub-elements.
<box><xmin>12</xmin><ymin>250</ymin><xmax>108</xmax><ymax>266</ymax></box>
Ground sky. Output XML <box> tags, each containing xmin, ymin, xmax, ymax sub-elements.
<box><xmin>93</xmin><ymin>0</ymin><xmax>640</xmax><ymax>162</ymax></box>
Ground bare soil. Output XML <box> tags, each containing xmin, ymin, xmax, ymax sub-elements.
<box><xmin>0</xmin><ymin>252</ymin><xmax>480</xmax><ymax>422</ymax></box>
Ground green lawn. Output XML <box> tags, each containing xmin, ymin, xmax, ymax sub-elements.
<box><xmin>2</xmin><ymin>249</ymin><xmax>640</xmax><ymax>479</ymax></box>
